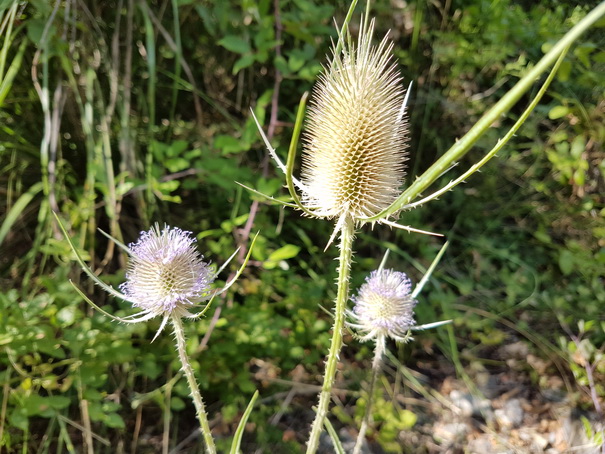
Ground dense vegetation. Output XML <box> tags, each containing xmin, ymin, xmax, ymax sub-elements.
<box><xmin>0</xmin><ymin>0</ymin><xmax>603</xmax><ymax>452</ymax></box>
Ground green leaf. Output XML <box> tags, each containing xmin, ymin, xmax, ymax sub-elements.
<box><xmin>287</xmin><ymin>47</ymin><xmax>313</xmax><ymax>73</ymax></box>
<box><xmin>104</xmin><ymin>412</ymin><xmax>125</xmax><ymax>429</ymax></box>
<box><xmin>9</xmin><ymin>409</ymin><xmax>28</xmax><ymax>431</ymax></box>
<box><xmin>558</xmin><ymin>249</ymin><xmax>574</xmax><ymax>275</ymax></box>
<box><xmin>255</xmin><ymin>178</ymin><xmax>283</xmax><ymax>197</ymax></box>
<box><xmin>232</xmin><ymin>54</ymin><xmax>255</xmax><ymax>74</ymax></box>
<box><xmin>218</xmin><ymin>36</ymin><xmax>251</xmax><ymax>54</ymax></box>
<box><xmin>23</xmin><ymin>395</ymin><xmax>69</xmax><ymax>417</ymax></box>
<box><xmin>215</xmin><ymin>134</ymin><xmax>246</xmax><ymax>155</ymax></box>
<box><xmin>0</xmin><ymin>333</ymin><xmax>13</xmax><ymax>346</ymax></box>
<box><xmin>37</xmin><ymin>341</ymin><xmax>66</xmax><ymax>359</ymax></box>
<box><xmin>164</xmin><ymin>139</ymin><xmax>188</xmax><ymax>156</ymax></box>
<box><xmin>139</xmin><ymin>355</ymin><xmax>161</xmax><ymax>380</ymax></box>
<box><xmin>221</xmin><ymin>214</ymin><xmax>249</xmax><ymax>232</ymax></box>
<box><xmin>46</xmin><ymin>396</ymin><xmax>71</xmax><ymax>410</ymax></box>
<box><xmin>26</xmin><ymin>19</ymin><xmax>56</xmax><ymax>45</ymax></box>
<box><xmin>548</xmin><ymin>105</ymin><xmax>569</xmax><ymax>120</ymax></box>
<box><xmin>274</xmin><ymin>55</ymin><xmax>290</xmax><ymax>75</ymax></box>
<box><xmin>171</xmin><ymin>396</ymin><xmax>186</xmax><ymax>411</ymax></box>
<box><xmin>83</xmin><ymin>389</ymin><xmax>103</xmax><ymax>401</ymax></box>
<box><xmin>288</xmin><ymin>53</ymin><xmax>306</xmax><ymax>72</ymax></box>
<box><xmin>266</xmin><ymin>244</ymin><xmax>301</xmax><ymax>263</ymax></box>
<box><xmin>108</xmin><ymin>340</ymin><xmax>137</xmax><ymax>363</ymax></box>
<box><xmin>80</xmin><ymin>363</ymin><xmax>108</xmax><ymax>388</ymax></box>
<box><xmin>56</xmin><ymin>305</ymin><xmax>77</xmax><ymax>327</ymax></box>
<box><xmin>570</xmin><ymin>135</ymin><xmax>585</xmax><ymax>159</ymax></box>
<box><xmin>263</xmin><ymin>244</ymin><xmax>301</xmax><ymax>270</ymax></box>
<box><xmin>556</xmin><ymin>60</ymin><xmax>571</xmax><ymax>81</ymax></box>
<box><xmin>165</xmin><ymin>157</ymin><xmax>189</xmax><ymax>172</ymax></box>
<box><xmin>594</xmin><ymin>51</ymin><xmax>605</xmax><ymax>63</ymax></box>
<box><xmin>0</xmin><ymin>0</ymin><xmax>16</xmax><ymax>11</ymax></box>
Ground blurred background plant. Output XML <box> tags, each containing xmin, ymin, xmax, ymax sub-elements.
<box><xmin>0</xmin><ymin>0</ymin><xmax>603</xmax><ymax>452</ymax></box>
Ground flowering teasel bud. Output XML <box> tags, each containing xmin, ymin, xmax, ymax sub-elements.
<box><xmin>301</xmin><ymin>19</ymin><xmax>409</xmax><ymax>223</ymax></box>
<box><xmin>348</xmin><ymin>269</ymin><xmax>417</xmax><ymax>343</ymax></box>
<box><xmin>120</xmin><ymin>224</ymin><xmax>216</xmax><ymax>320</ymax></box>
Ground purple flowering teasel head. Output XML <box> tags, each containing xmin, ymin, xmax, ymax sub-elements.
<box><xmin>54</xmin><ymin>211</ymin><xmax>256</xmax><ymax>345</ymax></box>
<box><xmin>348</xmin><ymin>269</ymin><xmax>417</xmax><ymax>343</ymax></box>
<box><xmin>120</xmin><ymin>224</ymin><xmax>216</xmax><ymax>319</ymax></box>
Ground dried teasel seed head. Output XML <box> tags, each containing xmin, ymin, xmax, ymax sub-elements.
<box><xmin>301</xmin><ymin>19</ymin><xmax>409</xmax><ymax>222</ymax></box>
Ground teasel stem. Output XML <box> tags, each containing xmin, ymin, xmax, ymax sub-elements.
<box><xmin>171</xmin><ymin>314</ymin><xmax>216</xmax><ymax>454</ymax></box>
<box><xmin>307</xmin><ymin>215</ymin><xmax>355</xmax><ymax>453</ymax></box>
<box><xmin>353</xmin><ymin>334</ymin><xmax>386</xmax><ymax>454</ymax></box>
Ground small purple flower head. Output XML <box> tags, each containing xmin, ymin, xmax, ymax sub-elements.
<box><xmin>120</xmin><ymin>224</ymin><xmax>215</xmax><ymax>318</ymax></box>
<box><xmin>349</xmin><ymin>269</ymin><xmax>417</xmax><ymax>343</ymax></box>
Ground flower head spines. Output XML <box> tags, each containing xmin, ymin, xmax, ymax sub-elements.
<box><xmin>119</xmin><ymin>224</ymin><xmax>215</xmax><ymax>318</ymax></box>
<box><xmin>301</xmin><ymin>19</ymin><xmax>409</xmax><ymax>222</ymax></box>
<box><xmin>349</xmin><ymin>269</ymin><xmax>417</xmax><ymax>343</ymax></box>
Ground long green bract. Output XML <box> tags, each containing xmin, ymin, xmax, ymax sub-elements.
<box><xmin>360</xmin><ymin>2</ymin><xmax>605</xmax><ymax>222</ymax></box>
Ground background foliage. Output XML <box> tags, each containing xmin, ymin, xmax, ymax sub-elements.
<box><xmin>0</xmin><ymin>0</ymin><xmax>603</xmax><ymax>452</ymax></box>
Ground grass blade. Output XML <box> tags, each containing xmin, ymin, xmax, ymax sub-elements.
<box><xmin>0</xmin><ymin>182</ymin><xmax>43</xmax><ymax>247</ymax></box>
<box><xmin>229</xmin><ymin>390</ymin><xmax>259</xmax><ymax>454</ymax></box>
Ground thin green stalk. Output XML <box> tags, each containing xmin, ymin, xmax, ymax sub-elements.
<box><xmin>0</xmin><ymin>1</ymin><xmax>18</xmax><ymax>89</ymax></box>
<box><xmin>169</xmin><ymin>0</ymin><xmax>182</xmax><ymax>127</ymax></box>
<box><xmin>171</xmin><ymin>314</ymin><xmax>216</xmax><ymax>454</ymax></box>
<box><xmin>140</xmin><ymin>2</ymin><xmax>157</xmax><ymax>213</ymax></box>
<box><xmin>307</xmin><ymin>215</ymin><xmax>355</xmax><ymax>454</ymax></box>
<box><xmin>353</xmin><ymin>336</ymin><xmax>385</xmax><ymax>454</ymax></box>
<box><xmin>0</xmin><ymin>367</ymin><xmax>10</xmax><ymax>454</ymax></box>
<box><xmin>57</xmin><ymin>416</ymin><xmax>76</xmax><ymax>454</ymax></box>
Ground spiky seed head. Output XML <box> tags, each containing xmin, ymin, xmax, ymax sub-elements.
<box><xmin>301</xmin><ymin>19</ymin><xmax>409</xmax><ymax>221</ymax></box>
<box><xmin>119</xmin><ymin>224</ymin><xmax>215</xmax><ymax>318</ymax></box>
<box><xmin>349</xmin><ymin>269</ymin><xmax>417</xmax><ymax>342</ymax></box>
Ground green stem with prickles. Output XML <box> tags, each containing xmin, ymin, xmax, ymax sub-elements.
<box><xmin>307</xmin><ymin>215</ymin><xmax>355</xmax><ymax>453</ymax></box>
<box><xmin>171</xmin><ymin>314</ymin><xmax>216</xmax><ymax>454</ymax></box>
<box><xmin>353</xmin><ymin>335</ymin><xmax>385</xmax><ymax>454</ymax></box>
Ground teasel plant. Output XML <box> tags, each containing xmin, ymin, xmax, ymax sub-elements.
<box><xmin>54</xmin><ymin>215</ymin><xmax>258</xmax><ymax>454</ymax></box>
<box><xmin>347</xmin><ymin>246</ymin><xmax>451</xmax><ymax>454</ymax></box>
<box><xmin>247</xmin><ymin>1</ymin><xmax>603</xmax><ymax>451</ymax></box>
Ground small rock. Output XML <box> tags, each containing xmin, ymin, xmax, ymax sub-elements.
<box><xmin>541</xmin><ymin>388</ymin><xmax>566</xmax><ymax>402</ymax></box>
<box><xmin>562</xmin><ymin>410</ymin><xmax>605</xmax><ymax>453</ymax></box>
<box><xmin>476</xmin><ymin>372</ymin><xmax>501</xmax><ymax>399</ymax></box>
<box><xmin>495</xmin><ymin>398</ymin><xmax>524</xmax><ymax>429</ymax></box>
<box><xmin>434</xmin><ymin>421</ymin><xmax>469</xmax><ymax>443</ymax></box>
<box><xmin>532</xmin><ymin>433</ymin><xmax>549</xmax><ymax>450</ymax></box>
<box><xmin>449</xmin><ymin>390</ymin><xmax>493</xmax><ymax>421</ymax></box>
<box><xmin>500</xmin><ymin>341</ymin><xmax>529</xmax><ymax>359</ymax></box>
<box><xmin>450</xmin><ymin>390</ymin><xmax>474</xmax><ymax>417</ymax></box>
<box><xmin>318</xmin><ymin>428</ymin><xmax>371</xmax><ymax>454</ymax></box>
<box><xmin>466</xmin><ymin>434</ymin><xmax>494</xmax><ymax>453</ymax></box>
